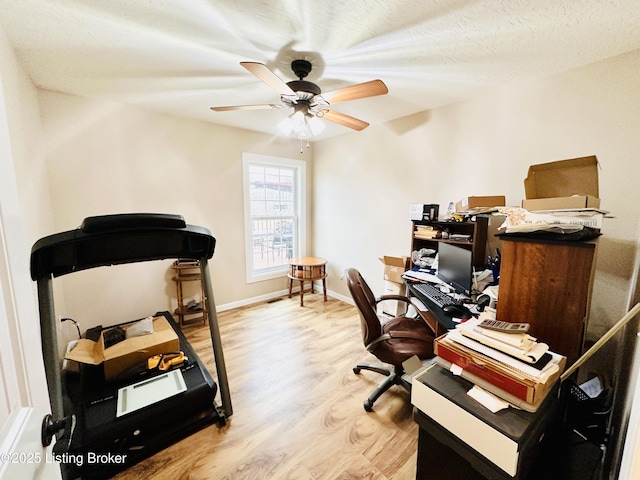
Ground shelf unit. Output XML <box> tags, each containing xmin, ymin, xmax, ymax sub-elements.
<box><xmin>410</xmin><ymin>216</ymin><xmax>489</xmax><ymax>268</ymax></box>
<box><xmin>171</xmin><ymin>260</ymin><xmax>207</xmax><ymax>326</ymax></box>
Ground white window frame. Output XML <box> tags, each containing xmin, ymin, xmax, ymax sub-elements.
<box><xmin>243</xmin><ymin>153</ymin><xmax>306</xmax><ymax>283</ymax></box>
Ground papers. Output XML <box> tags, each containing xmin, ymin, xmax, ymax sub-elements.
<box><xmin>443</xmin><ymin>330</ymin><xmax>561</xmax><ymax>383</ymax></box>
<box><xmin>409</xmin><ymin>296</ymin><xmax>427</xmax><ymax>311</ymax></box>
<box><xmin>402</xmin><ymin>270</ymin><xmax>441</xmax><ymax>284</ymax></box>
<box><xmin>456</xmin><ymin>318</ymin><xmax>549</xmax><ymax>364</ymax></box>
<box><xmin>580</xmin><ymin>376</ymin><xmax>603</xmax><ymax>399</ymax></box>
<box><xmin>414</xmin><ymin>225</ymin><xmax>440</xmax><ymax>239</ymax></box>
<box><xmin>467</xmin><ymin>385</ymin><xmax>510</xmax><ymax>413</ymax></box>
<box><xmin>496</xmin><ymin>207</ymin><xmax>606</xmax><ymax>233</ymax></box>
<box><xmin>474</xmin><ymin>269</ymin><xmax>492</xmax><ymax>282</ymax></box>
<box><xmin>435</xmin><ymin>313</ymin><xmax>566</xmax><ymax>409</ymax></box>
<box><xmin>449</xmin><ymin>233</ymin><xmax>471</xmax><ymax>241</ymax></box>
<box><xmin>528</xmin><ymin>207</ymin><xmax>610</xmax><ymax>215</ymax></box>
<box><xmin>478</xmin><ymin>327</ymin><xmax>535</xmax><ymax>348</ymax></box>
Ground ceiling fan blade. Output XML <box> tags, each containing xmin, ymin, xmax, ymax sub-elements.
<box><xmin>320</xmin><ymin>110</ymin><xmax>369</xmax><ymax>131</ymax></box>
<box><xmin>240</xmin><ymin>61</ymin><xmax>297</xmax><ymax>97</ymax></box>
<box><xmin>320</xmin><ymin>79</ymin><xmax>388</xmax><ymax>105</ymax></box>
<box><xmin>210</xmin><ymin>104</ymin><xmax>283</xmax><ymax>112</ymax></box>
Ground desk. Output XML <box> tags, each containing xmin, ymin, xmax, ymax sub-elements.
<box><xmin>407</xmin><ymin>282</ymin><xmax>458</xmax><ymax>336</ymax></box>
<box><xmin>287</xmin><ymin>256</ymin><xmax>327</xmax><ymax>307</ymax></box>
<box><xmin>412</xmin><ymin>364</ymin><xmax>559</xmax><ymax>480</ymax></box>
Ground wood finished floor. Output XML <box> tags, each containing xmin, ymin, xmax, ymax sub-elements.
<box><xmin>113</xmin><ymin>294</ymin><xmax>418</xmax><ymax>480</ymax></box>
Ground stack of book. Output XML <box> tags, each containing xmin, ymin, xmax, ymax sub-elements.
<box><xmin>414</xmin><ymin>224</ymin><xmax>441</xmax><ymax>239</ymax></box>
<box><xmin>434</xmin><ymin>317</ymin><xmax>566</xmax><ymax>412</ymax></box>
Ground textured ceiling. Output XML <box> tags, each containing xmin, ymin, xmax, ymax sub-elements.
<box><xmin>1</xmin><ymin>0</ymin><xmax>640</xmax><ymax>140</ymax></box>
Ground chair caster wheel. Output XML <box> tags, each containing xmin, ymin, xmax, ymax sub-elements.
<box><xmin>353</xmin><ymin>367</ymin><xmax>361</xmax><ymax>374</ymax></box>
<box><xmin>364</xmin><ymin>400</ymin><xmax>373</xmax><ymax>412</ymax></box>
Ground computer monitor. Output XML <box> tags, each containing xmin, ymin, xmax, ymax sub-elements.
<box><xmin>437</xmin><ymin>242</ymin><xmax>473</xmax><ymax>295</ymax></box>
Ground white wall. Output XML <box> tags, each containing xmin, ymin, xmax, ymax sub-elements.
<box><xmin>36</xmin><ymin>91</ymin><xmax>313</xmax><ymax>334</ymax></box>
<box><xmin>0</xmin><ymin>30</ymin><xmax>54</xmax><ymax>246</ymax></box>
<box><xmin>314</xmin><ymin>49</ymin><xmax>640</xmax><ymax>339</ymax></box>
<box><xmin>0</xmin><ymin>21</ymin><xmax>53</xmax><ymax>417</ymax></box>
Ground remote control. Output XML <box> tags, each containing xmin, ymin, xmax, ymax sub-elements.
<box><xmin>478</xmin><ymin>319</ymin><xmax>530</xmax><ymax>334</ymax></box>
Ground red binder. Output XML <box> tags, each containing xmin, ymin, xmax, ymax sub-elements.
<box><xmin>434</xmin><ymin>335</ymin><xmax>562</xmax><ymax>404</ymax></box>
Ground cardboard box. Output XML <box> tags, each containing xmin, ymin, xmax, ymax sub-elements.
<box><xmin>65</xmin><ymin>316</ymin><xmax>180</xmax><ymax>380</ymax></box>
<box><xmin>455</xmin><ymin>196</ymin><xmax>506</xmax><ymax>212</ymax></box>
<box><xmin>379</xmin><ymin>256</ymin><xmax>409</xmax><ymax>317</ymax></box>
<box><xmin>522</xmin><ymin>195</ymin><xmax>600</xmax><ymax>211</ymax></box>
<box><xmin>523</xmin><ymin>156</ymin><xmax>600</xmax><ymax>211</ymax></box>
<box><xmin>381</xmin><ymin>280</ymin><xmax>408</xmax><ymax>317</ymax></box>
<box><xmin>380</xmin><ymin>256</ymin><xmax>409</xmax><ymax>284</ymax></box>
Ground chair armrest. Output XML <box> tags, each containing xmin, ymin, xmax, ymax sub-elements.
<box><xmin>376</xmin><ymin>294</ymin><xmax>412</xmax><ymax>305</ymax></box>
<box><xmin>366</xmin><ymin>330</ymin><xmax>431</xmax><ymax>352</ymax></box>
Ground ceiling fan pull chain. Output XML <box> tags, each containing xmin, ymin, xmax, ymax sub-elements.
<box><xmin>298</xmin><ymin>138</ymin><xmax>311</xmax><ymax>154</ymax></box>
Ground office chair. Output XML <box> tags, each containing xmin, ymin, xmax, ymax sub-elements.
<box><xmin>346</xmin><ymin>268</ymin><xmax>435</xmax><ymax>411</ymax></box>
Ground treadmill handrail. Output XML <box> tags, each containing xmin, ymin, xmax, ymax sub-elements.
<box><xmin>30</xmin><ymin>214</ymin><xmax>215</xmax><ymax>279</ymax></box>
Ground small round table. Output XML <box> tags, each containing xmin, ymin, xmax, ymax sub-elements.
<box><xmin>287</xmin><ymin>256</ymin><xmax>328</xmax><ymax>307</ymax></box>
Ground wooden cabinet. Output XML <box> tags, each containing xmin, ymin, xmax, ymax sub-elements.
<box><xmin>410</xmin><ymin>216</ymin><xmax>489</xmax><ymax>268</ymax></box>
<box><xmin>495</xmin><ymin>237</ymin><xmax>597</xmax><ymax>366</ymax></box>
<box><xmin>171</xmin><ymin>260</ymin><xmax>207</xmax><ymax>326</ymax></box>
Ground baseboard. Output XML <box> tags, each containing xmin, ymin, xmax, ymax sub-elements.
<box><xmin>329</xmin><ymin>290</ymin><xmax>353</xmax><ymax>305</ymax></box>
<box><xmin>216</xmin><ymin>283</ymin><xmax>353</xmax><ymax>312</ymax></box>
<box><xmin>216</xmin><ymin>289</ymin><xmax>291</xmax><ymax>312</ymax></box>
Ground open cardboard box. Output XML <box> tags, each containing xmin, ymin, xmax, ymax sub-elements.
<box><xmin>380</xmin><ymin>255</ymin><xmax>409</xmax><ymax>284</ymax></box>
<box><xmin>65</xmin><ymin>315</ymin><xmax>180</xmax><ymax>381</ymax></box>
<box><xmin>523</xmin><ymin>156</ymin><xmax>600</xmax><ymax>211</ymax></box>
<box><xmin>379</xmin><ymin>256</ymin><xmax>409</xmax><ymax>317</ymax></box>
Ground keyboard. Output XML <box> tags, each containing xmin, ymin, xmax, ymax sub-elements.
<box><xmin>413</xmin><ymin>283</ymin><xmax>457</xmax><ymax>309</ymax></box>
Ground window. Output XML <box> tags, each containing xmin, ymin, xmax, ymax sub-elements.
<box><xmin>243</xmin><ymin>153</ymin><xmax>306</xmax><ymax>282</ymax></box>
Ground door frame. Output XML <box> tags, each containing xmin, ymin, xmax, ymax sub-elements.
<box><xmin>0</xmin><ymin>77</ymin><xmax>59</xmax><ymax>479</ymax></box>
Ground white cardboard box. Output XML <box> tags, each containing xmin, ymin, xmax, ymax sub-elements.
<box><xmin>380</xmin><ymin>280</ymin><xmax>407</xmax><ymax>317</ymax></box>
<box><xmin>379</xmin><ymin>256</ymin><xmax>410</xmax><ymax>317</ymax></box>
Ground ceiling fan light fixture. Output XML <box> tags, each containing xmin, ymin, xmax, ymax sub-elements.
<box><xmin>291</xmin><ymin>110</ymin><xmax>312</xmax><ymax>140</ymax></box>
<box><xmin>277</xmin><ymin>115</ymin><xmax>294</xmax><ymax>135</ymax></box>
<box><xmin>278</xmin><ymin>104</ymin><xmax>324</xmax><ymax>140</ymax></box>
<box><xmin>308</xmin><ymin>115</ymin><xmax>325</xmax><ymax>136</ymax></box>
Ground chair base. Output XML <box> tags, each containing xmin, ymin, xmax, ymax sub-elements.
<box><xmin>353</xmin><ymin>363</ymin><xmax>405</xmax><ymax>412</ymax></box>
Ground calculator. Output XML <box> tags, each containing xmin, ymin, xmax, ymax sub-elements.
<box><xmin>478</xmin><ymin>319</ymin><xmax>530</xmax><ymax>334</ymax></box>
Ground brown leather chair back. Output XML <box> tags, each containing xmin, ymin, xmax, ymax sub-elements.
<box><xmin>346</xmin><ymin>268</ymin><xmax>383</xmax><ymax>347</ymax></box>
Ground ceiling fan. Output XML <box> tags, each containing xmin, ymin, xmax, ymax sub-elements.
<box><xmin>211</xmin><ymin>60</ymin><xmax>388</xmax><ymax>139</ymax></box>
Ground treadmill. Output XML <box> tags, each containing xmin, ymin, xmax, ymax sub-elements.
<box><xmin>30</xmin><ymin>213</ymin><xmax>232</xmax><ymax>479</ymax></box>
